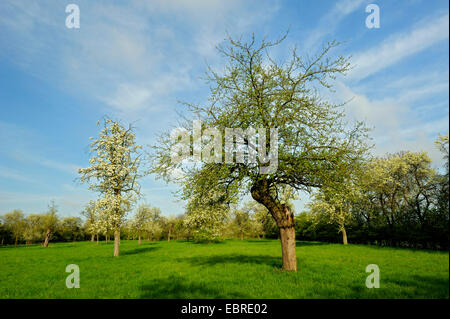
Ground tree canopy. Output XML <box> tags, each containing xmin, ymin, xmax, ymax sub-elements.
<box><xmin>151</xmin><ymin>33</ymin><xmax>371</xmax><ymax>271</ymax></box>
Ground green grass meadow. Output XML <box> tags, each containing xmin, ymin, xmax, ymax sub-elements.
<box><xmin>0</xmin><ymin>239</ymin><xmax>448</xmax><ymax>299</ymax></box>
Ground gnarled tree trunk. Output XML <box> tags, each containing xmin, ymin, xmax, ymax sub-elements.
<box><xmin>251</xmin><ymin>180</ymin><xmax>297</xmax><ymax>271</ymax></box>
<box><xmin>43</xmin><ymin>228</ymin><xmax>50</xmax><ymax>248</ymax></box>
<box><xmin>280</xmin><ymin>225</ymin><xmax>297</xmax><ymax>270</ymax></box>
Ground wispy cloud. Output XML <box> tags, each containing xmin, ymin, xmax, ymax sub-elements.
<box><xmin>0</xmin><ymin>0</ymin><xmax>279</xmax><ymax>117</ymax></box>
<box><xmin>336</xmin><ymin>81</ymin><xmax>449</xmax><ymax>166</ymax></box>
<box><xmin>304</xmin><ymin>0</ymin><xmax>365</xmax><ymax>50</ymax></box>
<box><xmin>0</xmin><ymin>121</ymin><xmax>81</xmax><ymax>175</ymax></box>
<box><xmin>348</xmin><ymin>13</ymin><xmax>449</xmax><ymax>81</ymax></box>
<box><xmin>0</xmin><ymin>166</ymin><xmax>37</xmax><ymax>184</ymax></box>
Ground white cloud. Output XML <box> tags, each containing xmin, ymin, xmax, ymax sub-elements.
<box><xmin>304</xmin><ymin>0</ymin><xmax>365</xmax><ymax>50</ymax></box>
<box><xmin>0</xmin><ymin>166</ymin><xmax>36</xmax><ymax>184</ymax></box>
<box><xmin>348</xmin><ymin>13</ymin><xmax>449</xmax><ymax>81</ymax></box>
<box><xmin>0</xmin><ymin>0</ymin><xmax>279</xmax><ymax>119</ymax></box>
<box><xmin>102</xmin><ymin>83</ymin><xmax>152</xmax><ymax>112</ymax></box>
<box><xmin>336</xmin><ymin>81</ymin><xmax>449</xmax><ymax>166</ymax></box>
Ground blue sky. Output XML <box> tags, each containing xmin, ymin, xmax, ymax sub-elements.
<box><xmin>0</xmin><ymin>0</ymin><xmax>448</xmax><ymax>218</ymax></box>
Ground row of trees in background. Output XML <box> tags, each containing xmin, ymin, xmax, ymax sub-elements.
<box><xmin>0</xmin><ymin>202</ymin><xmax>83</xmax><ymax>246</ymax></box>
<box><xmin>0</xmin><ymin>200</ymin><xmax>274</xmax><ymax>246</ymax></box>
<box><xmin>302</xmin><ymin>137</ymin><xmax>449</xmax><ymax>249</ymax></box>
<box><xmin>2</xmin><ymin>149</ymin><xmax>448</xmax><ymax>251</ymax></box>
<box><xmin>0</xmin><ymin>209</ymin><xmax>272</xmax><ymax>248</ymax></box>
<box><xmin>1</xmin><ymin>135</ymin><xmax>448</xmax><ymax>249</ymax></box>
<box><xmin>171</xmin><ymin>135</ymin><xmax>449</xmax><ymax>249</ymax></box>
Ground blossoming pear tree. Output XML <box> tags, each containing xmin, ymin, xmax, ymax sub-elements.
<box><xmin>79</xmin><ymin>118</ymin><xmax>145</xmax><ymax>256</ymax></box>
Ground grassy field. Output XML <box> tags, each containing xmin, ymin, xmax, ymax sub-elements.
<box><xmin>0</xmin><ymin>239</ymin><xmax>448</xmax><ymax>299</ymax></box>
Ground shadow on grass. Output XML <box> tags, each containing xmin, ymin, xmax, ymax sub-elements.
<box><xmin>349</xmin><ymin>274</ymin><xmax>449</xmax><ymax>298</ymax></box>
<box><xmin>242</xmin><ymin>239</ymin><xmax>330</xmax><ymax>247</ymax></box>
<box><xmin>48</xmin><ymin>244</ymin><xmax>77</xmax><ymax>249</ymax></box>
<box><xmin>180</xmin><ymin>254</ymin><xmax>282</xmax><ymax>268</ymax></box>
<box><xmin>183</xmin><ymin>240</ymin><xmax>227</xmax><ymax>245</ymax></box>
<box><xmin>244</xmin><ymin>239</ymin><xmax>274</xmax><ymax>244</ymax></box>
<box><xmin>121</xmin><ymin>246</ymin><xmax>160</xmax><ymax>256</ymax></box>
<box><xmin>296</xmin><ymin>241</ymin><xmax>330</xmax><ymax>247</ymax></box>
<box><xmin>140</xmin><ymin>274</ymin><xmax>245</xmax><ymax>298</ymax></box>
<box><xmin>387</xmin><ymin>274</ymin><xmax>449</xmax><ymax>293</ymax></box>
<box><xmin>132</xmin><ymin>241</ymin><xmax>159</xmax><ymax>245</ymax></box>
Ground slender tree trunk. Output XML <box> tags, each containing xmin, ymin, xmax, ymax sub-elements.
<box><xmin>168</xmin><ymin>229</ymin><xmax>171</xmax><ymax>242</ymax></box>
<box><xmin>43</xmin><ymin>228</ymin><xmax>50</xmax><ymax>248</ymax></box>
<box><xmin>240</xmin><ymin>232</ymin><xmax>244</xmax><ymax>240</ymax></box>
<box><xmin>138</xmin><ymin>235</ymin><xmax>141</xmax><ymax>245</ymax></box>
<box><xmin>113</xmin><ymin>228</ymin><xmax>120</xmax><ymax>257</ymax></box>
<box><xmin>342</xmin><ymin>227</ymin><xmax>348</xmax><ymax>245</ymax></box>
<box><xmin>91</xmin><ymin>234</ymin><xmax>95</xmax><ymax>242</ymax></box>
<box><xmin>96</xmin><ymin>233</ymin><xmax>99</xmax><ymax>245</ymax></box>
<box><xmin>15</xmin><ymin>237</ymin><xmax>18</xmax><ymax>247</ymax></box>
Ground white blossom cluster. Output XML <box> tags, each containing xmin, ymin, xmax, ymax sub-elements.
<box><xmin>79</xmin><ymin>119</ymin><xmax>143</xmax><ymax>234</ymax></box>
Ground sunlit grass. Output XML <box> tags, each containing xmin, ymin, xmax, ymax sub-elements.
<box><xmin>0</xmin><ymin>239</ymin><xmax>448</xmax><ymax>298</ymax></box>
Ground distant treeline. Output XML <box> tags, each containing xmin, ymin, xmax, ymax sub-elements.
<box><xmin>296</xmin><ymin>149</ymin><xmax>449</xmax><ymax>250</ymax></box>
<box><xmin>1</xmin><ymin>148</ymin><xmax>448</xmax><ymax>250</ymax></box>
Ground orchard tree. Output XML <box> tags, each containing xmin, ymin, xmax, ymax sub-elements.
<box><xmin>151</xmin><ymin>34</ymin><xmax>369</xmax><ymax>271</ymax></box>
<box><xmin>363</xmin><ymin>152</ymin><xmax>437</xmax><ymax>235</ymax></box>
<box><xmin>132</xmin><ymin>204</ymin><xmax>152</xmax><ymax>244</ymax></box>
<box><xmin>60</xmin><ymin>217</ymin><xmax>83</xmax><ymax>242</ymax></box>
<box><xmin>81</xmin><ymin>200</ymin><xmax>98</xmax><ymax>242</ymax></box>
<box><xmin>174</xmin><ymin>214</ymin><xmax>190</xmax><ymax>240</ymax></box>
<box><xmin>142</xmin><ymin>206</ymin><xmax>163</xmax><ymax>241</ymax></box>
<box><xmin>245</xmin><ymin>201</ymin><xmax>278</xmax><ymax>239</ymax></box>
<box><xmin>42</xmin><ymin>201</ymin><xmax>59</xmax><ymax>248</ymax></box>
<box><xmin>144</xmin><ymin>221</ymin><xmax>163</xmax><ymax>241</ymax></box>
<box><xmin>23</xmin><ymin>214</ymin><xmax>43</xmax><ymax>245</ymax></box>
<box><xmin>183</xmin><ymin>186</ymin><xmax>231</xmax><ymax>242</ymax></box>
<box><xmin>308</xmin><ymin>189</ymin><xmax>356</xmax><ymax>245</ymax></box>
<box><xmin>92</xmin><ymin>210</ymin><xmax>112</xmax><ymax>244</ymax></box>
<box><xmin>308</xmin><ymin>159</ymin><xmax>366</xmax><ymax>244</ymax></box>
<box><xmin>79</xmin><ymin>118</ymin><xmax>146</xmax><ymax>256</ymax></box>
<box><xmin>163</xmin><ymin>216</ymin><xmax>177</xmax><ymax>242</ymax></box>
<box><xmin>434</xmin><ymin>135</ymin><xmax>449</xmax><ymax>215</ymax></box>
<box><xmin>232</xmin><ymin>209</ymin><xmax>251</xmax><ymax>240</ymax></box>
<box><xmin>1</xmin><ymin>209</ymin><xmax>26</xmax><ymax>246</ymax></box>
<box><xmin>435</xmin><ymin>134</ymin><xmax>449</xmax><ymax>171</ymax></box>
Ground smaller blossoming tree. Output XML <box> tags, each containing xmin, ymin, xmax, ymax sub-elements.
<box><xmin>79</xmin><ymin>118</ymin><xmax>145</xmax><ymax>256</ymax></box>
